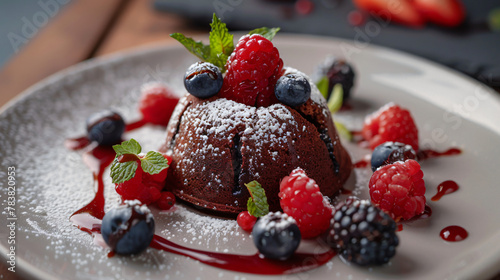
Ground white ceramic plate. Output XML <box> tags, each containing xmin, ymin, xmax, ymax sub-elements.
<box><xmin>1</xmin><ymin>34</ymin><xmax>500</xmax><ymax>280</ymax></box>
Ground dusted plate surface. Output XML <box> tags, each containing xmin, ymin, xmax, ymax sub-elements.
<box><xmin>1</xmin><ymin>34</ymin><xmax>500</xmax><ymax>280</ymax></box>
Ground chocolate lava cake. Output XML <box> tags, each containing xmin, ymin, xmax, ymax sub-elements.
<box><xmin>160</xmin><ymin>68</ymin><xmax>352</xmax><ymax>215</ymax></box>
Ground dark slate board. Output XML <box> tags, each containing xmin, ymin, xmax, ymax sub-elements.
<box><xmin>154</xmin><ymin>0</ymin><xmax>500</xmax><ymax>89</ymax></box>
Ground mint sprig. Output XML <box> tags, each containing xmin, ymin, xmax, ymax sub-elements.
<box><xmin>171</xmin><ymin>14</ymin><xmax>234</xmax><ymax>72</ymax></box>
<box><xmin>316</xmin><ymin>76</ymin><xmax>329</xmax><ymax>100</ymax></box>
<box><xmin>171</xmin><ymin>14</ymin><xmax>280</xmax><ymax>72</ymax></box>
<box><xmin>327</xmin><ymin>83</ymin><xmax>343</xmax><ymax>113</ymax></box>
<box><xmin>245</xmin><ymin>181</ymin><xmax>269</xmax><ymax>217</ymax></box>
<box><xmin>169</xmin><ymin>33</ymin><xmax>211</xmax><ymax>62</ymax></box>
<box><xmin>110</xmin><ymin>139</ymin><xmax>169</xmax><ymax>184</ymax></box>
<box><xmin>249</xmin><ymin>27</ymin><xmax>280</xmax><ymax>41</ymax></box>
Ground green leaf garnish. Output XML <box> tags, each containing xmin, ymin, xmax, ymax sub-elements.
<box><xmin>171</xmin><ymin>13</ymin><xmax>234</xmax><ymax>72</ymax></box>
<box><xmin>316</xmin><ymin>76</ymin><xmax>329</xmax><ymax>100</ymax></box>
<box><xmin>209</xmin><ymin>14</ymin><xmax>234</xmax><ymax>70</ymax></box>
<box><xmin>171</xmin><ymin>14</ymin><xmax>281</xmax><ymax>72</ymax></box>
<box><xmin>110</xmin><ymin>139</ymin><xmax>169</xmax><ymax>184</ymax></box>
<box><xmin>141</xmin><ymin>151</ymin><xmax>170</xmax><ymax>175</ymax></box>
<box><xmin>113</xmin><ymin>138</ymin><xmax>141</xmax><ymax>156</ymax></box>
<box><xmin>249</xmin><ymin>27</ymin><xmax>280</xmax><ymax>41</ymax></box>
<box><xmin>334</xmin><ymin>120</ymin><xmax>353</xmax><ymax>141</ymax></box>
<box><xmin>245</xmin><ymin>181</ymin><xmax>269</xmax><ymax>217</ymax></box>
<box><xmin>169</xmin><ymin>33</ymin><xmax>211</xmax><ymax>62</ymax></box>
<box><xmin>327</xmin><ymin>83</ymin><xmax>343</xmax><ymax>113</ymax></box>
<box><xmin>489</xmin><ymin>8</ymin><xmax>500</xmax><ymax>31</ymax></box>
<box><xmin>110</xmin><ymin>160</ymin><xmax>138</xmax><ymax>184</ymax></box>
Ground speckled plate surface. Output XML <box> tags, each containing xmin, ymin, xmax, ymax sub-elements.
<box><xmin>1</xmin><ymin>34</ymin><xmax>500</xmax><ymax>280</ymax></box>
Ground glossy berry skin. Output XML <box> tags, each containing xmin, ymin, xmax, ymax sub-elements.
<box><xmin>371</xmin><ymin>142</ymin><xmax>417</xmax><ymax>172</ymax></box>
<box><xmin>237</xmin><ymin>211</ymin><xmax>257</xmax><ymax>232</ymax></box>
<box><xmin>279</xmin><ymin>168</ymin><xmax>333</xmax><ymax>239</ymax></box>
<box><xmin>318</xmin><ymin>58</ymin><xmax>356</xmax><ymax>100</ymax></box>
<box><xmin>219</xmin><ymin>34</ymin><xmax>284</xmax><ymax>107</ymax></box>
<box><xmin>362</xmin><ymin>103</ymin><xmax>419</xmax><ymax>151</ymax></box>
<box><xmin>156</xmin><ymin>191</ymin><xmax>176</xmax><ymax>210</ymax></box>
<box><xmin>139</xmin><ymin>83</ymin><xmax>179</xmax><ymax>126</ymax></box>
<box><xmin>184</xmin><ymin>62</ymin><xmax>223</xmax><ymax>98</ymax></box>
<box><xmin>369</xmin><ymin>160</ymin><xmax>426</xmax><ymax>221</ymax></box>
<box><xmin>101</xmin><ymin>201</ymin><xmax>155</xmax><ymax>255</ymax></box>
<box><xmin>327</xmin><ymin>199</ymin><xmax>399</xmax><ymax>266</ymax></box>
<box><xmin>115</xmin><ymin>154</ymin><xmax>170</xmax><ymax>205</ymax></box>
<box><xmin>274</xmin><ymin>74</ymin><xmax>311</xmax><ymax>107</ymax></box>
<box><xmin>86</xmin><ymin>110</ymin><xmax>125</xmax><ymax>146</ymax></box>
<box><xmin>252</xmin><ymin>212</ymin><xmax>301</xmax><ymax>260</ymax></box>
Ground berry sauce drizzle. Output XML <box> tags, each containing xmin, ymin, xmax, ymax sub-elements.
<box><xmin>440</xmin><ymin>226</ymin><xmax>468</xmax><ymax>242</ymax></box>
<box><xmin>431</xmin><ymin>180</ymin><xmax>459</xmax><ymax>201</ymax></box>
<box><xmin>417</xmin><ymin>148</ymin><xmax>461</xmax><ymax>160</ymax></box>
<box><xmin>66</xmin><ymin>126</ymin><xmax>336</xmax><ymax>275</ymax></box>
<box><xmin>125</xmin><ymin>118</ymin><xmax>148</xmax><ymax>132</ymax></box>
<box><xmin>353</xmin><ymin>159</ymin><xmax>369</xmax><ymax>168</ymax></box>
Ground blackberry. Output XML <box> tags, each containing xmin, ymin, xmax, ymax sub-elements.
<box><xmin>316</xmin><ymin>57</ymin><xmax>355</xmax><ymax>100</ymax></box>
<box><xmin>327</xmin><ymin>199</ymin><xmax>398</xmax><ymax>266</ymax></box>
<box><xmin>371</xmin><ymin>141</ymin><xmax>417</xmax><ymax>172</ymax></box>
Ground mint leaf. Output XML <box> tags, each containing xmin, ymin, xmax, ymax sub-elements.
<box><xmin>170</xmin><ymin>33</ymin><xmax>211</xmax><ymax>61</ymax></box>
<box><xmin>110</xmin><ymin>159</ymin><xmax>138</xmax><ymax>184</ymax></box>
<box><xmin>334</xmin><ymin>120</ymin><xmax>353</xmax><ymax>141</ymax></box>
<box><xmin>316</xmin><ymin>76</ymin><xmax>329</xmax><ymax>100</ymax></box>
<box><xmin>113</xmin><ymin>139</ymin><xmax>141</xmax><ymax>156</ymax></box>
<box><xmin>245</xmin><ymin>181</ymin><xmax>269</xmax><ymax>217</ymax></box>
<box><xmin>327</xmin><ymin>83</ymin><xmax>343</xmax><ymax>113</ymax></box>
<box><xmin>249</xmin><ymin>27</ymin><xmax>280</xmax><ymax>41</ymax></box>
<box><xmin>140</xmin><ymin>151</ymin><xmax>169</xmax><ymax>175</ymax></box>
<box><xmin>109</xmin><ymin>138</ymin><xmax>168</xmax><ymax>183</ymax></box>
<box><xmin>209</xmin><ymin>14</ymin><xmax>234</xmax><ymax>70</ymax></box>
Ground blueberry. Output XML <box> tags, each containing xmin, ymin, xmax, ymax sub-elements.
<box><xmin>275</xmin><ymin>74</ymin><xmax>311</xmax><ymax>107</ymax></box>
<box><xmin>371</xmin><ymin>142</ymin><xmax>417</xmax><ymax>172</ymax></box>
<box><xmin>86</xmin><ymin>110</ymin><xmax>125</xmax><ymax>146</ymax></box>
<box><xmin>251</xmin><ymin>212</ymin><xmax>301</xmax><ymax>260</ymax></box>
<box><xmin>101</xmin><ymin>201</ymin><xmax>155</xmax><ymax>255</ymax></box>
<box><xmin>184</xmin><ymin>62</ymin><xmax>223</xmax><ymax>98</ymax></box>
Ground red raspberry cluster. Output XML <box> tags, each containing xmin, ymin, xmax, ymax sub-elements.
<box><xmin>115</xmin><ymin>154</ymin><xmax>176</xmax><ymax>210</ymax></box>
<box><xmin>219</xmin><ymin>34</ymin><xmax>284</xmax><ymax>107</ymax></box>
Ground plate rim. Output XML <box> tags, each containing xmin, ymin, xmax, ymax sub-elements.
<box><xmin>1</xmin><ymin>33</ymin><xmax>500</xmax><ymax>280</ymax></box>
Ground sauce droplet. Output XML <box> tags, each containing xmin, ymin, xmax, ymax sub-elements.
<box><xmin>431</xmin><ymin>180</ymin><xmax>459</xmax><ymax>201</ymax></box>
<box><xmin>353</xmin><ymin>159</ymin><xmax>369</xmax><ymax>168</ymax></box>
<box><xmin>440</xmin><ymin>226</ymin><xmax>468</xmax><ymax>242</ymax></box>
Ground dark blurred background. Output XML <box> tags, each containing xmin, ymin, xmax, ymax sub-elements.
<box><xmin>0</xmin><ymin>0</ymin><xmax>499</xmax><ymax>108</ymax></box>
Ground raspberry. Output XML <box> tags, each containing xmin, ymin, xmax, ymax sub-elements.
<box><xmin>327</xmin><ymin>199</ymin><xmax>399</xmax><ymax>266</ymax></box>
<box><xmin>115</xmin><ymin>155</ymin><xmax>171</xmax><ymax>205</ymax></box>
<box><xmin>147</xmin><ymin>154</ymin><xmax>172</xmax><ymax>183</ymax></box>
<box><xmin>278</xmin><ymin>168</ymin><xmax>333</xmax><ymax>239</ymax></box>
<box><xmin>369</xmin><ymin>159</ymin><xmax>426</xmax><ymax>221</ymax></box>
<box><xmin>362</xmin><ymin>103</ymin><xmax>419</xmax><ymax>151</ymax></box>
<box><xmin>237</xmin><ymin>211</ymin><xmax>257</xmax><ymax>232</ymax></box>
<box><xmin>139</xmin><ymin>83</ymin><xmax>179</xmax><ymax>126</ymax></box>
<box><xmin>219</xmin><ymin>34</ymin><xmax>284</xmax><ymax>107</ymax></box>
<box><xmin>156</xmin><ymin>191</ymin><xmax>176</xmax><ymax>210</ymax></box>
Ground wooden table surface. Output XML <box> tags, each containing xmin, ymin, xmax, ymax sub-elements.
<box><xmin>0</xmin><ymin>0</ymin><xmax>499</xmax><ymax>279</ymax></box>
